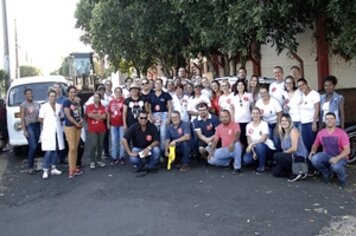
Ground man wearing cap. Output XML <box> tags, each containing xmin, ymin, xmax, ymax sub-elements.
<box><xmin>123</xmin><ymin>83</ymin><xmax>146</xmax><ymax>130</ymax></box>
<box><xmin>122</xmin><ymin>111</ymin><xmax>160</xmax><ymax>172</ymax></box>
<box><xmin>187</xmin><ymin>81</ymin><xmax>211</xmax><ymax>122</ymax></box>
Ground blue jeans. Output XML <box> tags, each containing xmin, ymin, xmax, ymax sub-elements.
<box><xmin>43</xmin><ymin>151</ymin><xmax>59</xmax><ymax>169</ymax></box>
<box><xmin>311</xmin><ymin>152</ymin><xmax>347</xmax><ymax>184</ymax></box>
<box><xmin>268</xmin><ymin>123</ymin><xmax>280</xmax><ymax>151</ymax></box>
<box><xmin>293</xmin><ymin>122</ymin><xmax>302</xmax><ymax>133</ymax></box>
<box><xmin>208</xmin><ymin>143</ymin><xmax>242</xmax><ymax>170</ymax></box>
<box><xmin>110</xmin><ymin>126</ymin><xmax>125</xmax><ymax>160</ymax></box>
<box><xmin>243</xmin><ymin>143</ymin><xmax>274</xmax><ymax>171</ymax></box>
<box><xmin>26</xmin><ymin>122</ymin><xmax>40</xmax><ymax>169</ymax></box>
<box><xmin>129</xmin><ymin>146</ymin><xmax>160</xmax><ymax>169</ymax></box>
<box><xmin>152</xmin><ymin>112</ymin><xmax>167</xmax><ymax>152</ymax></box>
<box><xmin>176</xmin><ymin>141</ymin><xmax>190</xmax><ymax>165</ymax></box>
<box><xmin>301</xmin><ymin>123</ymin><xmax>316</xmax><ymax>153</ymax></box>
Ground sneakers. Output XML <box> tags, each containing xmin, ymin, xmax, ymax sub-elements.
<box><xmin>50</xmin><ymin>168</ymin><xmax>62</xmax><ymax>176</ymax></box>
<box><xmin>255</xmin><ymin>169</ymin><xmax>265</xmax><ymax>175</ymax></box>
<box><xmin>90</xmin><ymin>162</ymin><xmax>96</xmax><ymax>169</ymax></box>
<box><xmin>96</xmin><ymin>161</ymin><xmax>106</xmax><ymax>168</ymax></box>
<box><xmin>68</xmin><ymin>171</ymin><xmax>75</xmax><ymax>179</ymax></box>
<box><xmin>42</xmin><ymin>170</ymin><xmax>49</xmax><ymax>180</ymax></box>
<box><xmin>179</xmin><ymin>164</ymin><xmax>191</xmax><ymax>172</ymax></box>
<box><xmin>74</xmin><ymin>167</ymin><xmax>84</xmax><ymax>176</ymax></box>
<box><xmin>232</xmin><ymin>169</ymin><xmax>242</xmax><ymax>175</ymax></box>
<box><xmin>28</xmin><ymin>168</ymin><xmax>36</xmax><ymax>175</ymax></box>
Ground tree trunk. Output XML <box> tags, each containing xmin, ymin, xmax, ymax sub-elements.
<box><xmin>222</xmin><ymin>53</ymin><xmax>230</xmax><ymax>76</ymax></box>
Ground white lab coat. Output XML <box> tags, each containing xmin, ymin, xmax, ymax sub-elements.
<box><xmin>39</xmin><ymin>102</ymin><xmax>65</xmax><ymax>151</ymax></box>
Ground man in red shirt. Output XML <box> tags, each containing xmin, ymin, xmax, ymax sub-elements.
<box><xmin>207</xmin><ymin>109</ymin><xmax>242</xmax><ymax>174</ymax></box>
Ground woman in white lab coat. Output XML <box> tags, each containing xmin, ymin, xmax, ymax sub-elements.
<box><xmin>39</xmin><ymin>90</ymin><xmax>65</xmax><ymax>179</ymax></box>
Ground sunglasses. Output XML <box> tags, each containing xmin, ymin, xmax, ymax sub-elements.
<box><xmin>139</xmin><ymin>117</ymin><xmax>148</xmax><ymax>120</ymax></box>
<box><xmin>141</xmin><ymin>83</ymin><xmax>148</xmax><ymax>85</ymax></box>
<box><xmin>239</xmin><ymin>100</ymin><xmax>243</xmax><ymax>107</ymax></box>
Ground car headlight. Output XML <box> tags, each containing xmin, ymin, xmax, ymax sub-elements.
<box><xmin>14</xmin><ymin>121</ymin><xmax>22</xmax><ymax>131</ymax></box>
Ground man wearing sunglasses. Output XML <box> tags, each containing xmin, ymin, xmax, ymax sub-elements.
<box><xmin>122</xmin><ymin>111</ymin><xmax>160</xmax><ymax>172</ymax></box>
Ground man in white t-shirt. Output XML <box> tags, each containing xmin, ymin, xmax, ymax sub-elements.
<box><xmin>269</xmin><ymin>66</ymin><xmax>285</xmax><ymax>106</ymax></box>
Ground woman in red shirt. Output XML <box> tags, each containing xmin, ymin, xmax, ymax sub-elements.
<box><xmin>108</xmin><ymin>87</ymin><xmax>125</xmax><ymax>165</ymax></box>
<box><xmin>210</xmin><ymin>80</ymin><xmax>221</xmax><ymax>116</ymax></box>
<box><xmin>86</xmin><ymin>92</ymin><xmax>107</xmax><ymax>169</ymax></box>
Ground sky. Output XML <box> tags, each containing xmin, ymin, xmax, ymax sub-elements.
<box><xmin>1</xmin><ymin>0</ymin><xmax>91</xmax><ymax>76</ymax></box>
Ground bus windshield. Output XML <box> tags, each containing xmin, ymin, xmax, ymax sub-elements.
<box><xmin>7</xmin><ymin>82</ymin><xmax>67</xmax><ymax>107</ymax></box>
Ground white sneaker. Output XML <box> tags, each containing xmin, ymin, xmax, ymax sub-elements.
<box><xmin>42</xmin><ymin>171</ymin><xmax>49</xmax><ymax>180</ymax></box>
<box><xmin>50</xmin><ymin>168</ymin><xmax>62</xmax><ymax>176</ymax></box>
<box><xmin>96</xmin><ymin>161</ymin><xmax>106</xmax><ymax>168</ymax></box>
<box><xmin>90</xmin><ymin>162</ymin><xmax>96</xmax><ymax>169</ymax></box>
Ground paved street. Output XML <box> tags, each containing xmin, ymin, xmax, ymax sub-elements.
<box><xmin>0</xmin><ymin>149</ymin><xmax>355</xmax><ymax>236</ymax></box>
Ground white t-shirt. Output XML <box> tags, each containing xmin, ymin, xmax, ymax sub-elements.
<box><xmin>255</xmin><ymin>97</ymin><xmax>282</xmax><ymax>124</ymax></box>
<box><xmin>187</xmin><ymin>94</ymin><xmax>211</xmax><ymax>121</ymax></box>
<box><xmin>246</xmin><ymin>121</ymin><xmax>275</xmax><ymax>150</ymax></box>
<box><xmin>232</xmin><ymin>92</ymin><xmax>253</xmax><ymax>123</ymax></box>
<box><xmin>282</xmin><ymin>90</ymin><xmax>302</xmax><ymax>122</ymax></box>
<box><xmin>300</xmin><ymin>90</ymin><xmax>320</xmax><ymax>124</ymax></box>
<box><xmin>218</xmin><ymin>93</ymin><xmax>234</xmax><ymax>112</ymax></box>
<box><xmin>172</xmin><ymin>94</ymin><xmax>190</xmax><ymax>123</ymax></box>
<box><xmin>269</xmin><ymin>81</ymin><xmax>285</xmax><ymax>106</ymax></box>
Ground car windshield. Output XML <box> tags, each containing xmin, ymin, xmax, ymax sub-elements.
<box><xmin>7</xmin><ymin>82</ymin><xmax>67</xmax><ymax>106</ymax></box>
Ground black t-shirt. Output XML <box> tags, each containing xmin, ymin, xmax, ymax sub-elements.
<box><xmin>147</xmin><ymin>91</ymin><xmax>172</xmax><ymax>113</ymax></box>
<box><xmin>124</xmin><ymin>96</ymin><xmax>146</xmax><ymax>128</ymax></box>
<box><xmin>124</xmin><ymin>122</ymin><xmax>159</xmax><ymax>148</ymax></box>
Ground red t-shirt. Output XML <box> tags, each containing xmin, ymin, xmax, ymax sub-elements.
<box><xmin>214</xmin><ymin>121</ymin><xmax>241</xmax><ymax>147</ymax></box>
<box><xmin>313</xmin><ymin>127</ymin><xmax>350</xmax><ymax>157</ymax></box>
<box><xmin>86</xmin><ymin>104</ymin><xmax>107</xmax><ymax>133</ymax></box>
<box><xmin>211</xmin><ymin>95</ymin><xmax>220</xmax><ymax>115</ymax></box>
<box><xmin>108</xmin><ymin>98</ymin><xmax>124</xmax><ymax>126</ymax></box>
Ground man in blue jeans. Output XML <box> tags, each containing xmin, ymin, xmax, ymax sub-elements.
<box><xmin>165</xmin><ymin>111</ymin><xmax>191</xmax><ymax>172</ymax></box>
<box><xmin>207</xmin><ymin>110</ymin><xmax>242</xmax><ymax>174</ymax></box>
<box><xmin>122</xmin><ymin>111</ymin><xmax>160</xmax><ymax>173</ymax></box>
<box><xmin>309</xmin><ymin>112</ymin><xmax>350</xmax><ymax>189</ymax></box>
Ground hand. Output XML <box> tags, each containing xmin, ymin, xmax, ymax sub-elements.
<box><xmin>308</xmin><ymin>152</ymin><xmax>314</xmax><ymax>160</ymax></box>
<box><xmin>165</xmin><ymin>151</ymin><xmax>169</xmax><ymax>157</ymax></box>
<box><xmin>246</xmin><ymin>144</ymin><xmax>253</xmax><ymax>153</ymax></box>
<box><xmin>170</xmin><ymin>140</ymin><xmax>177</xmax><ymax>146</ymax></box>
<box><xmin>130</xmin><ymin>151</ymin><xmax>138</xmax><ymax>157</ymax></box>
<box><xmin>166</xmin><ymin>118</ymin><xmax>171</xmax><ymax>126</ymax></box>
<box><xmin>142</xmin><ymin>148</ymin><xmax>150</xmax><ymax>157</ymax></box>
<box><xmin>207</xmin><ymin>153</ymin><xmax>213</xmax><ymax>161</ymax></box>
<box><xmin>228</xmin><ymin>143</ymin><xmax>234</xmax><ymax>152</ymax></box>
<box><xmin>329</xmin><ymin>157</ymin><xmax>338</xmax><ymax>164</ymax></box>
<box><xmin>312</xmin><ymin>122</ymin><xmax>317</xmax><ymax>132</ymax></box>
<box><xmin>123</xmin><ymin>125</ymin><xmax>127</xmax><ymax>131</ymax></box>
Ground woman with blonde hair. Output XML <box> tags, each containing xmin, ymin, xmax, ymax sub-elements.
<box><xmin>272</xmin><ymin>113</ymin><xmax>308</xmax><ymax>179</ymax></box>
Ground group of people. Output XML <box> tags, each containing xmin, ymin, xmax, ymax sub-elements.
<box><xmin>20</xmin><ymin>65</ymin><xmax>350</xmax><ymax>188</ymax></box>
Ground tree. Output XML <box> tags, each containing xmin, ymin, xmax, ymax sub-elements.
<box><xmin>19</xmin><ymin>65</ymin><xmax>41</xmax><ymax>78</ymax></box>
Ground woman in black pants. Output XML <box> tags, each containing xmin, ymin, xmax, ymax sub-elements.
<box><xmin>272</xmin><ymin>113</ymin><xmax>308</xmax><ymax>179</ymax></box>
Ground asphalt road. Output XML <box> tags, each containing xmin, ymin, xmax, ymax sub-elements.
<box><xmin>0</xmin><ymin>149</ymin><xmax>355</xmax><ymax>236</ymax></box>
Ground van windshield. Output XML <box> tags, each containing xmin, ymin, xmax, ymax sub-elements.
<box><xmin>7</xmin><ymin>82</ymin><xmax>67</xmax><ymax>107</ymax></box>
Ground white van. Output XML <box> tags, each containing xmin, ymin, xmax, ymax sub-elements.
<box><xmin>6</xmin><ymin>76</ymin><xmax>68</xmax><ymax>155</ymax></box>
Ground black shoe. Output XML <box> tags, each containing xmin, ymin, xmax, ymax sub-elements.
<box><xmin>60</xmin><ymin>160</ymin><xmax>68</xmax><ymax>165</ymax></box>
<box><xmin>135</xmin><ymin>164</ymin><xmax>147</xmax><ymax>173</ymax></box>
<box><xmin>338</xmin><ymin>181</ymin><xmax>346</xmax><ymax>189</ymax></box>
<box><xmin>232</xmin><ymin>169</ymin><xmax>242</xmax><ymax>175</ymax></box>
<box><xmin>148</xmin><ymin>167</ymin><xmax>159</xmax><ymax>173</ymax></box>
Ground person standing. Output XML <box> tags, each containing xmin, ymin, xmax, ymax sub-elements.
<box><xmin>146</xmin><ymin>78</ymin><xmax>173</xmax><ymax>153</ymax></box>
<box><xmin>123</xmin><ymin>83</ymin><xmax>146</xmax><ymax>130</ymax></box>
<box><xmin>86</xmin><ymin>92</ymin><xmax>107</xmax><ymax>169</ymax></box>
<box><xmin>282</xmin><ymin>75</ymin><xmax>302</xmax><ymax>131</ymax></box>
<box><xmin>20</xmin><ymin>88</ymin><xmax>41</xmax><ymax>175</ymax></box>
<box><xmin>122</xmin><ymin>111</ymin><xmax>160</xmax><ymax>172</ymax></box>
<box><xmin>320</xmin><ymin>75</ymin><xmax>344</xmax><ymax>129</ymax></box>
<box><xmin>165</xmin><ymin>111</ymin><xmax>192</xmax><ymax>172</ymax></box>
<box><xmin>309</xmin><ymin>112</ymin><xmax>350</xmax><ymax>188</ymax></box>
<box><xmin>172</xmin><ymin>84</ymin><xmax>190</xmax><ymax>123</ymax></box>
<box><xmin>269</xmin><ymin>66</ymin><xmax>285</xmax><ymax>106</ymax></box>
<box><xmin>297</xmin><ymin>78</ymin><xmax>320</xmax><ymax>153</ymax></box>
<box><xmin>63</xmin><ymin>86</ymin><xmax>83</xmax><ymax>179</ymax></box>
<box><xmin>207</xmin><ymin>110</ymin><xmax>243</xmax><ymax>174</ymax></box>
<box><xmin>108</xmin><ymin>87</ymin><xmax>125</xmax><ymax>165</ymax></box>
<box><xmin>38</xmin><ymin>90</ymin><xmax>64</xmax><ymax>179</ymax></box>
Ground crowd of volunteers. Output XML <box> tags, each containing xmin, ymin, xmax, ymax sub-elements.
<box><xmin>20</xmin><ymin>65</ymin><xmax>350</xmax><ymax>188</ymax></box>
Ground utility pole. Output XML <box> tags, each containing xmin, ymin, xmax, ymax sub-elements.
<box><xmin>1</xmin><ymin>0</ymin><xmax>11</xmax><ymax>87</ymax></box>
<box><xmin>14</xmin><ymin>19</ymin><xmax>19</xmax><ymax>78</ymax></box>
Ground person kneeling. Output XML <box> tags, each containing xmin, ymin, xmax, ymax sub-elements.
<box><xmin>207</xmin><ymin>110</ymin><xmax>242</xmax><ymax>174</ymax></box>
<box><xmin>122</xmin><ymin>111</ymin><xmax>160</xmax><ymax>173</ymax></box>
<box><xmin>165</xmin><ymin>111</ymin><xmax>191</xmax><ymax>172</ymax></box>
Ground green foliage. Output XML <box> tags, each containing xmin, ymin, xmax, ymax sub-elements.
<box><xmin>19</xmin><ymin>65</ymin><xmax>41</xmax><ymax>78</ymax></box>
<box><xmin>75</xmin><ymin>0</ymin><xmax>356</xmax><ymax>77</ymax></box>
